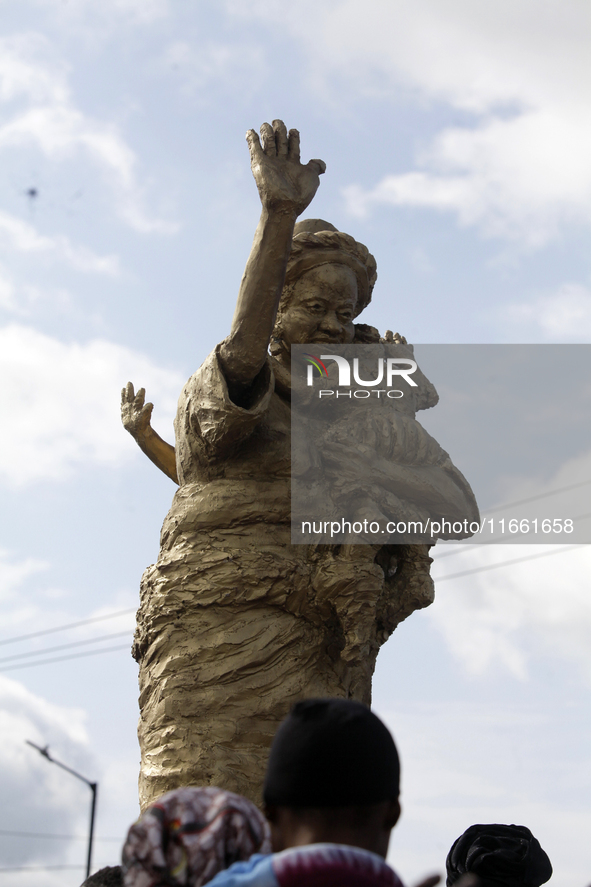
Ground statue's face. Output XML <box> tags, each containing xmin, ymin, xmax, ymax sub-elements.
<box><xmin>279</xmin><ymin>263</ymin><xmax>357</xmax><ymax>346</ymax></box>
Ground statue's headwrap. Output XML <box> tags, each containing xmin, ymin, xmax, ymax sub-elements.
<box><xmin>284</xmin><ymin>219</ymin><xmax>377</xmax><ymax>317</ymax></box>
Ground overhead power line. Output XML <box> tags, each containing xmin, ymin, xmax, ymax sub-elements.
<box><xmin>435</xmin><ymin>511</ymin><xmax>591</xmax><ymax>561</ymax></box>
<box><xmin>482</xmin><ymin>478</ymin><xmax>591</xmax><ymax>515</ymax></box>
<box><xmin>0</xmin><ymin>864</ymin><xmax>86</xmax><ymax>872</ymax></box>
<box><xmin>1</xmin><ymin>548</ymin><xmax>583</xmax><ymax>672</ymax></box>
<box><xmin>0</xmin><ymin>607</ymin><xmax>136</xmax><ymax>648</ymax></box>
<box><xmin>0</xmin><ymin>630</ymin><xmax>132</xmax><ymax>665</ymax></box>
<box><xmin>1</xmin><ymin>483</ymin><xmax>588</xmax><ymax>653</ymax></box>
<box><xmin>0</xmin><ymin>829</ymin><xmax>121</xmax><ymax>842</ymax></box>
<box><xmin>0</xmin><ymin>643</ymin><xmax>131</xmax><ymax>673</ymax></box>
<box><xmin>435</xmin><ymin>544</ymin><xmax>579</xmax><ymax>582</ymax></box>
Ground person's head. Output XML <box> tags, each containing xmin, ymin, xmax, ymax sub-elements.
<box><xmin>80</xmin><ymin>866</ymin><xmax>122</xmax><ymax>886</ymax></box>
<box><xmin>263</xmin><ymin>698</ymin><xmax>401</xmax><ymax>859</ymax></box>
<box><xmin>122</xmin><ymin>786</ymin><xmax>271</xmax><ymax>887</ymax></box>
<box><xmin>271</xmin><ymin>220</ymin><xmax>377</xmax><ymax>356</ymax></box>
<box><xmin>446</xmin><ymin>824</ymin><xmax>553</xmax><ymax>887</ymax></box>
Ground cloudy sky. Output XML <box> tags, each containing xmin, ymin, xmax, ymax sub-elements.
<box><xmin>0</xmin><ymin>1</ymin><xmax>590</xmax><ymax>884</ymax></box>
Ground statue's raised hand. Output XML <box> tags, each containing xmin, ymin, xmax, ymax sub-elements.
<box><xmin>120</xmin><ymin>382</ymin><xmax>178</xmax><ymax>482</ymax></box>
<box><xmin>246</xmin><ymin>119</ymin><xmax>326</xmax><ymax>216</ymax></box>
<box><xmin>121</xmin><ymin>381</ymin><xmax>153</xmax><ymax>441</ymax></box>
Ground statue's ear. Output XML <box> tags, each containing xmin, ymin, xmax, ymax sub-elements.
<box><xmin>269</xmin><ymin>334</ymin><xmax>284</xmax><ymax>357</ymax></box>
<box><xmin>353</xmin><ymin>322</ymin><xmax>380</xmax><ymax>344</ymax></box>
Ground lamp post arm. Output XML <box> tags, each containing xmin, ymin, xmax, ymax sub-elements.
<box><xmin>26</xmin><ymin>740</ymin><xmax>98</xmax><ymax>879</ymax></box>
<box><xmin>26</xmin><ymin>740</ymin><xmax>94</xmax><ymax>788</ymax></box>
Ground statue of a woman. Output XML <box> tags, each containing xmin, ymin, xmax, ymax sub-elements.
<box><xmin>122</xmin><ymin>120</ymin><xmax>478</xmax><ymax>810</ymax></box>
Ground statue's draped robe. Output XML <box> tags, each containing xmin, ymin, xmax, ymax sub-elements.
<box><xmin>133</xmin><ymin>345</ymin><xmax>477</xmax><ymax>809</ymax></box>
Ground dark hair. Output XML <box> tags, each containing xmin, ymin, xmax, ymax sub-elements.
<box><xmin>80</xmin><ymin>865</ymin><xmax>123</xmax><ymax>886</ymax></box>
<box><xmin>263</xmin><ymin>698</ymin><xmax>400</xmax><ymax>808</ymax></box>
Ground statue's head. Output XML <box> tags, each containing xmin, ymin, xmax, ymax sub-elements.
<box><xmin>271</xmin><ymin>220</ymin><xmax>377</xmax><ymax>355</ymax></box>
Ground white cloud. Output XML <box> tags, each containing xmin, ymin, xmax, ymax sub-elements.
<box><xmin>0</xmin><ymin>549</ymin><xmax>48</xmax><ymax>600</ymax></box>
<box><xmin>0</xmin><ymin>675</ymin><xmax>92</xmax><ymax>882</ymax></box>
<box><xmin>0</xmin><ymin>550</ymin><xmax>137</xmax><ymax>878</ymax></box>
<box><xmin>343</xmin><ymin>108</ymin><xmax>591</xmax><ymax>245</ymax></box>
<box><xmin>430</xmin><ymin>543</ymin><xmax>591</xmax><ymax>682</ymax></box>
<box><xmin>233</xmin><ymin>0</ymin><xmax>591</xmax><ymax>246</ymax></box>
<box><xmin>0</xmin><ymin>32</ymin><xmax>69</xmax><ymax>104</ymax></box>
<box><xmin>0</xmin><ymin>268</ymin><xmax>96</xmax><ymax>325</ymax></box>
<box><xmin>0</xmin><ymin>550</ymin><xmax>50</xmax><ymax>638</ymax></box>
<box><xmin>0</xmin><ymin>210</ymin><xmax>119</xmax><ymax>274</ymax></box>
<box><xmin>425</xmin><ymin>444</ymin><xmax>591</xmax><ymax>681</ymax></box>
<box><xmin>0</xmin><ymin>323</ymin><xmax>184</xmax><ymax>485</ymax></box>
<box><xmin>0</xmin><ymin>34</ymin><xmax>177</xmax><ymax>235</ymax></box>
<box><xmin>421</xmin><ymin>444</ymin><xmax>591</xmax><ymax>683</ymax></box>
<box><xmin>507</xmin><ymin>283</ymin><xmax>591</xmax><ymax>341</ymax></box>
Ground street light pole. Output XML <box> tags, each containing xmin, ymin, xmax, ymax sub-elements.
<box><xmin>26</xmin><ymin>740</ymin><xmax>98</xmax><ymax>880</ymax></box>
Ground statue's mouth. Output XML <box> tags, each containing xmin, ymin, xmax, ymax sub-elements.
<box><xmin>309</xmin><ymin>334</ymin><xmax>343</xmax><ymax>344</ymax></box>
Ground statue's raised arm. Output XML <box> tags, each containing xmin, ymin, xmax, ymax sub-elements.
<box><xmin>121</xmin><ymin>120</ymin><xmax>325</xmax><ymax>471</ymax></box>
<box><xmin>219</xmin><ymin>120</ymin><xmax>325</xmax><ymax>402</ymax></box>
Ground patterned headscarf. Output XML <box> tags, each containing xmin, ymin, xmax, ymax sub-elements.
<box><xmin>122</xmin><ymin>787</ymin><xmax>272</xmax><ymax>887</ymax></box>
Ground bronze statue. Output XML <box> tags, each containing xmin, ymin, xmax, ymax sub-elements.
<box><xmin>122</xmin><ymin>120</ymin><xmax>478</xmax><ymax>809</ymax></box>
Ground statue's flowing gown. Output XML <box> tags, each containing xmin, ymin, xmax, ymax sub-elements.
<box><xmin>134</xmin><ymin>345</ymin><xmax>477</xmax><ymax>809</ymax></box>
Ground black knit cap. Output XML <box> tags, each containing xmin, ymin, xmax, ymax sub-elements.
<box><xmin>446</xmin><ymin>824</ymin><xmax>553</xmax><ymax>887</ymax></box>
<box><xmin>263</xmin><ymin>698</ymin><xmax>400</xmax><ymax>807</ymax></box>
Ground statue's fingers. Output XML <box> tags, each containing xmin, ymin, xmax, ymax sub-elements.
<box><xmin>123</xmin><ymin>381</ymin><xmax>135</xmax><ymax>402</ymax></box>
<box><xmin>287</xmin><ymin>128</ymin><xmax>300</xmax><ymax>161</ymax></box>
<box><xmin>260</xmin><ymin>122</ymin><xmax>276</xmax><ymax>156</ymax></box>
<box><xmin>134</xmin><ymin>387</ymin><xmax>146</xmax><ymax>408</ymax></box>
<box><xmin>246</xmin><ymin>129</ymin><xmax>263</xmax><ymax>163</ymax></box>
<box><xmin>306</xmin><ymin>158</ymin><xmax>327</xmax><ymax>175</ymax></box>
<box><xmin>272</xmin><ymin>119</ymin><xmax>288</xmax><ymax>157</ymax></box>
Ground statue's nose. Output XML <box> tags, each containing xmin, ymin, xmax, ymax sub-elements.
<box><xmin>319</xmin><ymin>311</ymin><xmax>341</xmax><ymax>332</ymax></box>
